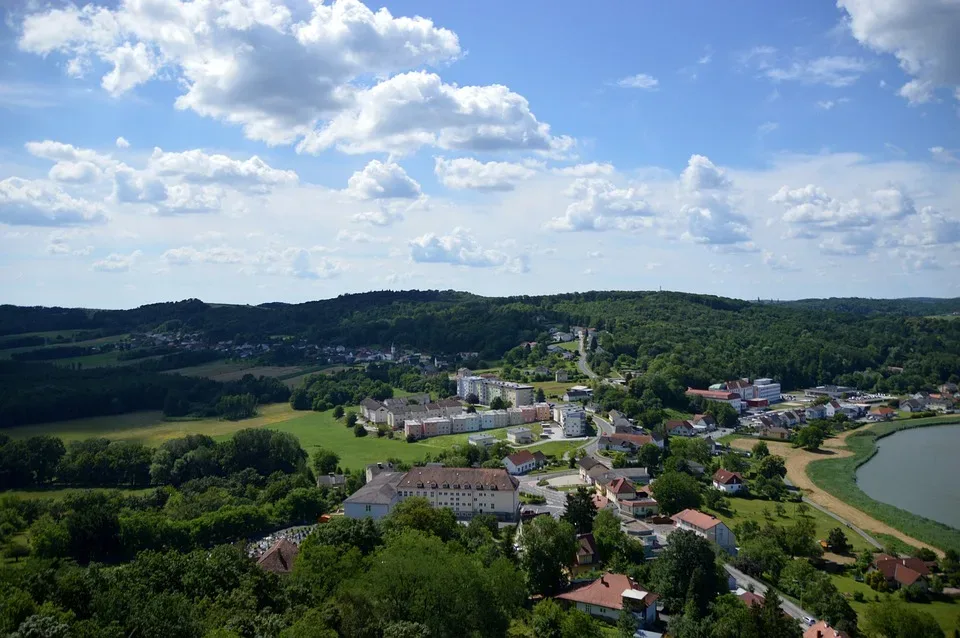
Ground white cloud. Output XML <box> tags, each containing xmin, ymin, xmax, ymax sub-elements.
<box><xmin>678</xmin><ymin>155</ymin><xmax>751</xmax><ymax>246</ymax></box>
<box><xmin>434</xmin><ymin>157</ymin><xmax>538</xmax><ymax>191</ymax></box>
<box><xmin>49</xmin><ymin>161</ymin><xmax>101</xmax><ymax>184</ymax></box>
<box><xmin>298</xmin><ymin>71</ymin><xmax>573</xmax><ymax>156</ymax></box>
<box><xmin>113</xmin><ymin>168</ymin><xmax>168</xmax><ymax>204</ymax></box>
<box><xmin>765</xmin><ymin>56</ymin><xmax>869</xmax><ymax>87</ymax></box>
<box><xmin>617</xmin><ymin>73</ymin><xmax>659</xmax><ymax>90</ymax></box>
<box><xmin>160</xmin><ymin>184</ymin><xmax>224</xmax><ymax>214</ymax></box>
<box><xmin>546</xmin><ymin>178</ymin><xmax>656</xmax><ymax>232</ymax></box>
<box><xmin>930</xmin><ymin>147</ymin><xmax>960</xmax><ymax>164</ymax></box>
<box><xmin>149</xmin><ymin>148</ymin><xmax>298</xmax><ymax>189</ymax></box>
<box><xmin>164</xmin><ymin>244</ymin><xmax>342</xmax><ymax>279</ymax></box>
<box><xmin>101</xmin><ymin>41</ymin><xmax>157</xmax><ymax>95</ymax></box>
<box><xmin>345</xmin><ymin>160</ymin><xmax>421</xmax><ymax>199</ymax></box>
<box><xmin>552</xmin><ymin>163</ymin><xmax>615</xmax><ymax>177</ymax></box>
<box><xmin>0</xmin><ymin>177</ymin><xmax>106</xmax><ymax>226</ymax></box>
<box><xmin>839</xmin><ymin>0</ymin><xmax>960</xmax><ymax>105</ymax></box>
<box><xmin>162</xmin><ymin>245</ymin><xmax>246</xmax><ymax>265</ymax></box>
<box><xmin>352</xmin><ymin>209</ymin><xmax>403</xmax><ymax>227</ymax></box>
<box><xmin>337</xmin><ymin>229</ymin><xmax>387</xmax><ymax>243</ymax></box>
<box><xmin>92</xmin><ymin>250</ymin><xmax>141</xmax><ymax>272</ymax></box>
<box><xmin>25</xmin><ymin>140</ymin><xmax>115</xmax><ymax>169</ymax></box>
<box><xmin>816</xmin><ymin>98</ymin><xmax>851</xmax><ymax>110</ymax></box>
<box><xmin>409</xmin><ymin>227</ymin><xmax>529</xmax><ymax>273</ymax></box>
<box><xmin>757</xmin><ymin>121</ymin><xmax>779</xmax><ymax>136</ymax></box>
<box><xmin>762</xmin><ymin>250</ymin><xmax>798</xmax><ymax>272</ymax></box>
<box><xmin>115</xmin><ymin>136</ymin><xmax>130</xmax><ymax>149</ymax></box>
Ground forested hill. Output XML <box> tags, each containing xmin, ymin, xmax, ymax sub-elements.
<box><xmin>2</xmin><ymin>290</ymin><xmax>959</xmax><ymax>392</ymax></box>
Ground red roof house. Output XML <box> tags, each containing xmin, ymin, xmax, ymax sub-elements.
<box><xmin>256</xmin><ymin>538</ymin><xmax>299</xmax><ymax>574</ymax></box>
<box><xmin>555</xmin><ymin>572</ymin><xmax>658</xmax><ymax>626</ymax></box>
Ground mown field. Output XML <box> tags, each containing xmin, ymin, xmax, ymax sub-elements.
<box><xmin>806</xmin><ymin>418</ymin><xmax>960</xmax><ymax>552</ymax></box>
<box><xmin>530</xmin><ymin>380</ymin><xmax>576</xmax><ymax>399</ymax></box>
<box><xmin>705</xmin><ymin>496</ymin><xmax>874</xmax><ymax>553</ymax></box>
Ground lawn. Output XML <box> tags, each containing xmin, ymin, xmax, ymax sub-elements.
<box><xmin>531</xmin><ymin>380</ymin><xmax>576</xmax><ymax>399</ymax></box>
<box><xmin>806</xmin><ymin>418</ymin><xmax>960</xmax><ymax>552</ymax></box>
<box><xmin>706</xmin><ymin>496</ymin><xmax>874</xmax><ymax>553</ymax></box>
<box><xmin>558</xmin><ymin>341</ymin><xmax>580</xmax><ymax>352</ymax></box>
<box><xmin>826</xmin><ymin>572</ymin><xmax>959</xmax><ymax>634</ymax></box>
<box><xmin>523</xmin><ymin>439</ymin><xmax>586</xmax><ymax>459</ymax></box>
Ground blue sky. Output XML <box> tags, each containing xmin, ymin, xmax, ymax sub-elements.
<box><xmin>0</xmin><ymin>0</ymin><xmax>958</xmax><ymax>308</ymax></box>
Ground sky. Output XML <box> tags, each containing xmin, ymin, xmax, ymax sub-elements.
<box><xmin>1</xmin><ymin>0</ymin><xmax>959</xmax><ymax>309</ymax></box>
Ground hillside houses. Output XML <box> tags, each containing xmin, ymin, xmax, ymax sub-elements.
<box><xmin>665</xmin><ymin>420</ymin><xmax>697</xmax><ymax>437</ymax></box>
<box><xmin>597</xmin><ymin>432</ymin><xmax>660</xmax><ymax>453</ymax></box>
<box><xmin>671</xmin><ymin>509</ymin><xmax>737</xmax><ymax>553</ymax></box>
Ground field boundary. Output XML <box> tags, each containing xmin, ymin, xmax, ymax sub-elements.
<box><xmin>806</xmin><ymin>419</ymin><xmax>960</xmax><ymax>552</ymax></box>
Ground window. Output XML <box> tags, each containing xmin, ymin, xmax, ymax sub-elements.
<box><xmin>365</xmin><ymin>505</ymin><xmax>371</xmax><ymax>512</ymax></box>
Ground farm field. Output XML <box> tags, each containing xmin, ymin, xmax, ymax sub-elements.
<box><xmin>0</xmin><ymin>333</ymin><xmax>129</xmax><ymax>360</ymax></box>
<box><xmin>705</xmin><ymin>495</ymin><xmax>874</xmax><ymax>553</ymax></box>
<box><xmin>1</xmin><ymin>403</ymin><xmax>303</xmax><ymax>446</ymax></box>
<box><xmin>164</xmin><ymin>360</ymin><xmax>306</xmax><ymax>381</ymax></box>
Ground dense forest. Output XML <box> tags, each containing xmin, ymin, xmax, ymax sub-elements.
<box><xmin>1</xmin><ymin>290</ymin><xmax>958</xmax><ymax>429</ymax></box>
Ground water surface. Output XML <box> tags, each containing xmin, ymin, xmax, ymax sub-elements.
<box><xmin>856</xmin><ymin>424</ymin><xmax>960</xmax><ymax>530</ymax></box>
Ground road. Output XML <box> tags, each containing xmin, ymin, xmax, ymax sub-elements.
<box><xmin>517</xmin><ymin>469</ymin><xmax>575</xmax><ymax>515</ymax></box>
<box><xmin>581</xmin><ymin>414</ymin><xmax>610</xmax><ymax>456</ymax></box>
<box><xmin>724</xmin><ymin>564</ymin><xmax>816</xmax><ymax>624</ymax></box>
<box><xmin>577</xmin><ymin>335</ymin><xmax>597</xmax><ymax>379</ymax></box>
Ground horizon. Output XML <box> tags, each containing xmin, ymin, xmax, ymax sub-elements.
<box><xmin>5</xmin><ymin>287</ymin><xmax>960</xmax><ymax>313</ymax></box>
<box><xmin>1</xmin><ymin>0</ymin><xmax>958</xmax><ymax>307</ymax></box>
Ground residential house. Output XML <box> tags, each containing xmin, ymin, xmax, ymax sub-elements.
<box><xmin>520</xmin><ymin>405</ymin><xmax>538</xmax><ymax>423</ymax></box>
<box><xmin>597</xmin><ymin>433</ymin><xmax>656</xmax><ymax>453</ymax></box>
<box><xmin>468</xmin><ymin>433</ymin><xmax>496</xmax><ymax>447</ymax></box>
<box><xmin>871</xmin><ymin>406</ymin><xmax>896</xmax><ymax>420</ymax></box>
<box><xmin>671</xmin><ymin>509</ymin><xmax>737</xmax><ymax>552</ymax></box>
<box><xmin>691</xmin><ymin>414</ymin><xmax>717</xmax><ymax>432</ymax></box>
<box><xmin>927</xmin><ymin>394</ymin><xmax>956</xmax><ymax>412</ymax></box>
<box><xmin>256</xmin><ymin>538</ymin><xmax>299</xmax><ymax>574</ymax></box>
<box><xmin>712</xmin><ymin>469</ymin><xmax>744</xmax><ymax>494</ymax></box>
<box><xmin>826</xmin><ymin>401</ymin><xmax>862</xmax><ymax>419</ymax></box>
<box><xmin>360</xmin><ymin>398</ymin><xmax>390</xmax><ymax>424</ymax></box>
<box><xmin>578</xmin><ymin>456</ymin><xmax>605</xmax><ymax>482</ymax></box>
<box><xmin>738</xmin><ymin>590</ymin><xmax>765</xmax><ymax>608</ymax></box>
<box><xmin>805</xmin><ymin>404</ymin><xmax>828</xmax><ymax>421</ymax></box>
<box><xmin>344</xmin><ymin>471</ymin><xmax>404</xmax><ymax>520</ymax></box>
<box><xmin>608</xmin><ymin>410</ymin><xmax>634</xmax><ymax>431</ymax></box>
<box><xmin>869</xmin><ymin>554</ymin><xmax>931</xmax><ymax>590</ymax></box>
<box><xmin>804</xmin><ymin>621</ymin><xmax>850</xmax><ymax>638</ymax></box>
<box><xmin>365</xmin><ymin>461</ymin><xmax>395</xmax><ymax>482</ymax></box>
<box><xmin>503</xmin><ymin>450</ymin><xmax>546</xmax><ymax>475</ymax></box>
<box><xmin>665</xmin><ymin>420</ymin><xmax>697</xmax><ymax>437</ymax></box>
<box><xmin>575</xmin><ymin>533</ymin><xmax>598</xmax><ymax>572</ymax></box>
<box><xmin>618</xmin><ymin>485</ymin><xmax>659</xmax><ymax>518</ymax></box>
<box><xmin>563</xmin><ymin>386</ymin><xmax>593</xmax><ymax>402</ymax></box>
<box><xmin>316</xmin><ymin>473</ymin><xmax>346</xmax><ymax>488</ymax></box>
<box><xmin>555</xmin><ymin>573</ymin><xmax>658</xmax><ymax>627</ymax></box>
<box><xmin>600</xmin><ymin>477</ymin><xmax>636</xmax><ymax>506</ymax></box>
<box><xmin>939</xmin><ymin>383</ymin><xmax>958</xmax><ymax>395</ymax></box>
<box><xmin>556</xmin><ymin>369</ymin><xmax>569</xmax><ymax>382</ymax></box>
<box><xmin>506</xmin><ymin>426</ymin><xmax>533</xmax><ymax>444</ymax></box>
<box><xmin>899</xmin><ymin>398</ymin><xmax>924</xmax><ymax>413</ymax></box>
<box><xmin>534</xmin><ymin>402</ymin><xmax>553</xmax><ymax>420</ymax></box>
<box><xmin>507</xmin><ymin>407</ymin><xmax>525</xmax><ymax>426</ymax></box>
<box><xmin>451</xmin><ymin>412</ymin><xmax>482</xmax><ymax>433</ymax></box>
<box><xmin>759</xmin><ymin>426</ymin><xmax>791</xmax><ymax>440</ymax></box>
<box><xmin>779</xmin><ymin>410</ymin><xmax>802</xmax><ymax>427</ymax></box>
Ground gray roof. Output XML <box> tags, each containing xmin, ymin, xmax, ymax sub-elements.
<box><xmin>345</xmin><ymin>472</ymin><xmax>403</xmax><ymax>506</ymax></box>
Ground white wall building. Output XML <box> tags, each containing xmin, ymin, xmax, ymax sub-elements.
<box><xmin>452</xmin><ymin>412</ymin><xmax>481</xmax><ymax>433</ymax></box>
<box><xmin>753</xmin><ymin>379</ymin><xmax>782</xmax><ymax>403</ymax></box>
<box><xmin>480</xmin><ymin>411</ymin><xmax>497</xmax><ymax>430</ymax></box>
<box><xmin>554</xmin><ymin>405</ymin><xmax>586</xmax><ymax>437</ymax></box>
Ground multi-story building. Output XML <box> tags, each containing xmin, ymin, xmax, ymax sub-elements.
<box><xmin>563</xmin><ymin>385</ymin><xmax>593</xmax><ymax>402</ymax></box>
<box><xmin>489</xmin><ymin>409</ymin><xmax>510</xmax><ymax>428</ymax></box>
<box><xmin>507</xmin><ymin>407</ymin><xmax>525</xmax><ymax>425</ymax></box>
<box><xmin>468</xmin><ymin>433</ymin><xmax>496</xmax><ymax>447</ymax></box>
<box><xmin>385</xmin><ymin>398</ymin><xmax>464</xmax><ymax>428</ymax></box>
<box><xmin>480</xmin><ymin>411</ymin><xmax>497</xmax><ymax>430</ymax></box>
<box><xmin>684</xmin><ymin>388</ymin><xmax>743</xmax><ymax>412</ymax></box>
<box><xmin>343</xmin><ymin>471</ymin><xmax>404</xmax><ymax>520</ymax></box>
<box><xmin>506</xmin><ymin>426</ymin><xmax>533</xmax><ymax>444</ymax></box>
<box><xmin>422</xmin><ymin>417</ymin><xmax>452</xmax><ymax>437</ymax></box>
<box><xmin>724</xmin><ymin>379</ymin><xmax>755</xmax><ymax>400</ymax></box>
<box><xmin>671</xmin><ymin>509</ymin><xmax>737</xmax><ymax>553</ymax></box>
<box><xmin>396</xmin><ymin>467</ymin><xmax>520</xmax><ymax>521</ymax></box>
<box><xmin>457</xmin><ymin>374</ymin><xmax>534</xmax><ymax>406</ymax></box>
<box><xmin>451</xmin><ymin>412</ymin><xmax>481</xmax><ymax>433</ymax></box>
<box><xmin>753</xmin><ymin>378</ymin><xmax>782</xmax><ymax>403</ymax></box>
<box><xmin>534</xmin><ymin>402</ymin><xmax>552</xmax><ymax>420</ymax></box>
<box><xmin>554</xmin><ymin>405</ymin><xmax>586</xmax><ymax>437</ymax></box>
<box><xmin>520</xmin><ymin>405</ymin><xmax>538</xmax><ymax>423</ymax></box>
<box><xmin>404</xmin><ymin>419</ymin><xmax>424</xmax><ymax>440</ymax></box>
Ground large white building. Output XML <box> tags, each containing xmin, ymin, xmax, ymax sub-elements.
<box><xmin>456</xmin><ymin>374</ymin><xmax>534</xmax><ymax>406</ymax></box>
<box><xmin>753</xmin><ymin>378</ymin><xmax>782</xmax><ymax>403</ymax></box>
<box><xmin>451</xmin><ymin>412</ymin><xmax>482</xmax><ymax>433</ymax></box>
<box><xmin>553</xmin><ymin>405</ymin><xmax>586</xmax><ymax>437</ymax></box>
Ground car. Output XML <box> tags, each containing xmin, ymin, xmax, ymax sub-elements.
<box><xmin>802</xmin><ymin>617</ymin><xmax>816</xmax><ymax>626</ymax></box>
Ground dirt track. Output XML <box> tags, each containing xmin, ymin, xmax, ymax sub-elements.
<box><xmin>731</xmin><ymin>431</ymin><xmax>942</xmax><ymax>556</ymax></box>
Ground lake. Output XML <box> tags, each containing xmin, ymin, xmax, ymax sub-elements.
<box><xmin>856</xmin><ymin>424</ymin><xmax>960</xmax><ymax>530</ymax></box>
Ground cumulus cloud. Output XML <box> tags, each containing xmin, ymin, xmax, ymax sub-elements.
<box><xmin>434</xmin><ymin>157</ymin><xmax>538</xmax><ymax>191</ymax></box>
<box><xmin>552</xmin><ymin>163</ymin><xmax>615</xmax><ymax>177</ymax></box>
<box><xmin>25</xmin><ymin>140</ymin><xmax>115</xmax><ymax>169</ymax></box>
<box><xmin>0</xmin><ymin>177</ymin><xmax>106</xmax><ymax>226</ymax></box>
<box><xmin>839</xmin><ymin>0</ymin><xmax>960</xmax><ymax>105</ymax></box>
<box><xmin>149</xmin><ymin>148</ymin><xmax>298</xmax><ymax>189</ymax></box>
<box><xmin>159</xmin><ymin>184</ymin><xmax>223</xmax><ymax>214</ymax></box>
<box><xmin>617</xmin><ymin>73</ymin><xmax>659</xmax><ymax>90</ymax></box>
<box><xmin>547</xmin><ymin>178</ymin><xmax>656</xmax><ymax>232</ymax></box>
<box><xmin>409</xmin><ymin>227</ymin><xmax>529</xmax><ymax>273</ymax></box>
<box><xmin>115</xmin><ymin>136</ymin><xmax>130</xmax><ymax>149</ymax></box>
<box><xmin>92</xmin><ymin>250</ymin><xmax>141</xmax><ymax>272</ymax></box>
<box><xmin>113</xmin><ymin>168</ymin><xmax>168</xmax><ymax>204</ymax></box>
<box><xmin>678</xmin><ymin>155</ymin><xmax>751</xmax><ymax>246</ymax></box>
<box><xmin>352</xmin><ymin>209</ymin><xmax>404</xmax><ymax>227</ymax></box>
<box><xmin>298</xmin><ymin>71</ymin><xmax>573</xmax><ymax>156</ymax></box>
<box><xmin>18</xmin><ymin>1</ymin><xmax>571</xmax><ymax>154</ymax></box>
<box><xmin>49</xmin><ymin>161</ymin><xmax>101</xmax><ymax>184</ymax></box>
<box><xmin>346</xmin><ymin>160</ymin><xmax>421</xmax><ymax>199</ymax></box>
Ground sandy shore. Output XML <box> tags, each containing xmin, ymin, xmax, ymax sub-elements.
<box><xmin>731</xmin><ymin>430</ymin><xmax>942</xmax><ymax>556</ymax></box>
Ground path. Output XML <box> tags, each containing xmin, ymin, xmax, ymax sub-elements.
<box><xmin>730</xmin><ymin>431</ymin><xmax>942</xmax><ymax>556</ymax></box>
<box><xmin>577</xmin><ymin>335</ymin><xmax>597</xmax><ymax>379</ymax></box>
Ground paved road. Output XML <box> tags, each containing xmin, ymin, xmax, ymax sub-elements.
<box><xmin>577</xmin><ymin>335</ymin><xmax>598</xmax><ymax>379</ymax></box>
<box><xmin>724</xmin><ymin>564</ymin><xmax>815</xmax><ymax>624</ymax></box>
<box><xmin>517</xmin><ymin>470</ymin><xmax>575</xmax><ymax>510</ymax></box>
<box><xmin>802</xmin><ymin>497</ymin><xmax>882</xmax><ymax>550</ymax></box>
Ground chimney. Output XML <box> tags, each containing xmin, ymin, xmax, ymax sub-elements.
<box><xmin>600</xmin><ymin>575</ymin><xmax>606</xmax><ymax>585</ymax></box>
<box><xmin>817</xmin><ymin>632</ymin><xmax>823</xmax><ymax>638</ymax></box>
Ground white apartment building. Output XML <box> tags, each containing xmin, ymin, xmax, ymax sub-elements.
<box><xmin>554</xmin><ymin>405</ymin><xmax>586</xmax><ymax>437</ymax></box>
<box><xmin>507</xmin><ymin>407</ymin><xmax>525</xmax><ymax>425</ymax></box>
<box><xmin>422</xmin><ymin>417</ymin><xmax>452</xmax><ymax>437</ymax></box>
<box><xmin>396</xmin><ymin>467</ymin><xmax>520</xmax><ymax>521</ymax></box>
<box><xmin>457</xmin><ymin>374</ymin><xmax>534</xmax><ymax>406</ymax></box>
<box><xmin>753</xmin><ymin>378</ymin><xmax>781</xmax><ymax>403</ymax></box>
<box><xmin>451</xmin><ymin>412</ymin><xmax>481</xmax><ymax>433</ymax></box>
<box><xmin>480</xmin><ymin>411</ymin><xmax>497</xmax><ymax>430</ymax></box>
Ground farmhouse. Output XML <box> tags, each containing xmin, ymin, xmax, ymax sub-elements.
<box><xmin>503</xmin><ymin>450</ymin><xmax>546</xmax><ymax>475</ymax></box>
<box><xmin>711</xmin><ymin>469</ymin><xmax>744</xmax><ymax>493</ymax></box>
<box><xmin>869</xmin><ymin>554</ymin><xmax>931</xmax><ymax>590</ymax></box>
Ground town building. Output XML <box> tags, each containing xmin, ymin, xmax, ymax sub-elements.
<box><xmin>563</xmin><ymin>385</ymin><xmax>593</xmax><ymax>402</ymax></box>
<box><xmin>805</xmin><ymin>404</ymin><xmax>828</xmax><ymax>420</ymax></box>
<box><xmin>618</xmin><ymin>484</ymin><xmax>659</xmax><ymax>518</ymax></box>
<box><xmin>804</xmin><ymin>621</ymin><xmax>850</xmax><ymax>638</ymax></box>
<box><xmin>503</xmin><ymin>450</ymin><xmax>546</xmax><ymax>475</ymax></box>
<box><xmin>451</xmin><ymin>412</ymin><xmax>482</xmax><ymax>433</ymax></box>
<box><xmin>553</xmin><ymin>405</ymin><xmax>586</xmax><ymax>437</ymax></box>
<box><xmin>666</xmin><ymin>419</ymin><xmax>697</xmax><ymax>437</ymax></box>
<box><xmin>725</xmin><ymin>379</ymin><xmax>755</xmax><ymax>400</ymax></box>
<box><xmin>804</xmin><ymin>385</ymin><xmax>855</xmax><ymax>399</ymax></box>
<box><xmin>468</xmin><ymin>433</ymin><xmax>496</xmax><ymax>447</ymax></box>
<box><xmin>534</xmin><ymin>402</ymin><xmax>553</xmax><ymax>420</ymax></box>
<box><xmin>759</xmin><ymin>426</ymin><xmax>791</xmax><ymax>440</ymax></box>
<box><xmin>384</xmin><ymin>398</ymin><xmax>464</xmax><ymax>429</ymax></box>
<box><xmin>397</xmin><ymin>467</ymin><xmax>520</xmax><ymax>521</ymax></box>
<box><xmin>671</xmin><ymin>509</ymin><xmax>737</xmax><ymax>552</ymax></box>
<box><xmin>489</xmin><ymin>409</ymin><xmax>510</xmax><ymax>428</ymax></box>
<box><xmin>899</xmin><ymin>398</ymin><xmax>924</xmax><ymax>413</ymax></box>
<box><xmin>753</xmin><ymin>378</ymin><xmax>782</xmax><ymax>403</ymax></box>
<box><xmin>520</xmin><ymin>405</ymin><xmax>538</xmax><ymax>423</ymax></box>
<box><xmin>869</xmin><ymin>554</ymin><xmax>931</xmax><ymax>590</ymax></box>
<box><xmin>506</xmin><ymin>426</ymin><xmax>534</xmax><ymax>444</ymax></box>
<box><xmin>344</xmin><ymin>471</ymin><xmax>404</xmax><ymax>520</ymax></box>
<box><xmin>506</xmin><ymin>407</ymin><xmax>525</xmax><ymax>425</ymax></box>
<box><xmin>712</xmin><ymin>469</ymin><xmax>744</xmax><ymax>493</ymax></box>
<box><xmin>597</xmin><ymin>433</ymin><xmax>657</xmax><ymax>453</ymax></box>
<box><xmin>574</xmin><ymin>533</ymin><xmax>598</xmax><ymax>573</ymax></box>
<box><xmin>691</xmin><ymin>414</ymin><xmax>717</xmax><ymax>432</ymax></box>
<box><xmin>256</xmin><ymin>538</ymin><xmax>299</xmax><ymax>574</ymax></box>
<box><xmin>480</xmin><ymin>411</ymin><xmax>497</xmax><ymax>430</ymax></box>
<box><xmin>360</xmin><ymin>398</ymin><xmax>391</xmax><ymax>424</ymax></box>
<box><xmin>555</xmin><ymin>573</ymin><xmax>658</xmax><ymax>627</ymax></box>
<box><xmin>685</xmin><ymin>388</ymin><xmax>743</xmax><ymax>412</ymax></box>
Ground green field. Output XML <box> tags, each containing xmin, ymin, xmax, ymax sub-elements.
<box><xmin>524</xmin><ymin>439</ymin><xmax>586</xmax><ymax>458</ymax></box>
<box><xmin>557</xmin><ymin>341</ymin><xmax>580</xmax><ymax>351</ymax></box>
<box><xmin>807</xmin><ymin>419</ymin><xmax>960</xmax><ymax>552</ymax></box>
<box><xmin>0</xmin><ymin>333</ymin><xmax>129</xmax><ymax>361</ymax></box>
<box><xmin>827</xmin><ymin>572</ymin><xmax>959</xmax><ymax>634</ymax></box>
<box><xmin>706</xmin><ymin>496</ymin><xmax>874</xmax><ymax>553</ymax></box>
<box><xmin>531</xmin><ymin>380</ymin><xmax>576</xmax><ymax>399</ymax></box>
<box><xmin>3</xmin><ymin>487</ymin><xmax>155</xmax><ymax>500</ymax></box>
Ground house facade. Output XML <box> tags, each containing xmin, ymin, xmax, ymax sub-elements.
<box><xmin>503</xmin><ymin>450</ymin><xmax>545</xmax><ymax>475</ymax></box>
<box><xmin>671</xmin><ymin>509</ymin><xmax>737</xmax><ymax>552</ymax></box>
<box><xmin>555</xmin><ymin>573</ymin><xmax>658</xmax><ymax>627</ymax></box>
<box><xmin>506</xmin><ymin>426</ymin><xmax>534</xmax><ymax>444</ymax></box>
<box><xmin>666</xmin><ymin>420</ymin><xmax>697</xmax><ymax>437</ymax></box>
<box><xmin>397</xmin><ymin>467</ymin><xmax>520</xmax><ymax>521</ymax></box>
<box><xmin>344</xmin><ymin>471</ymin><xmax>404</xmax><ymax>520</ymax></box>
<box><xmin>712</xmin><ymin>469</ymin><xmax>744</xmax><ymax>493</ymax></box>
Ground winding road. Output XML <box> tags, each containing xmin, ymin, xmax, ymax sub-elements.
<box><xmin>577</xmin><ymin>334</ymin><xmax>597</xmax><ymax>379</ymax></box>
